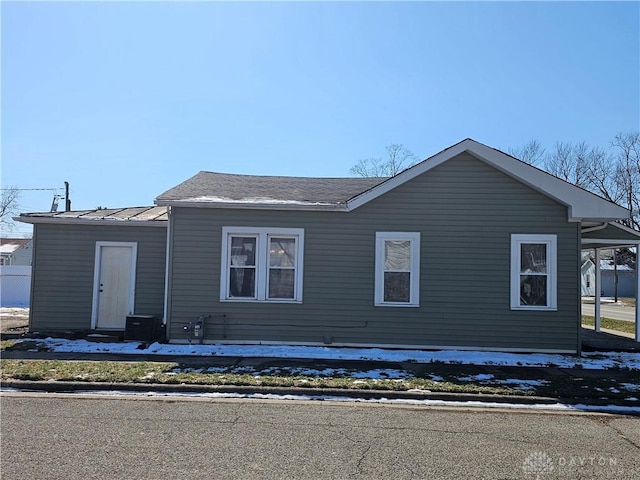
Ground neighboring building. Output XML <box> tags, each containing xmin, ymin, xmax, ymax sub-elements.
<box><xmin>0</xmin><ymin>238</ymin><xmax>33</xmax><ymax>265</ymax></box>
<box><xmin>581</xmin><ymin>258</ymin><xmax>596</xmax><ymax>297</ymax></box>
<box><xmin>17</xmin><ymin>139</ymin><xmax>640</xmax><ymax>353</ymax></box>
<box><xmin>581</xmin><ymin>258</ymin><xmax>637</xmax><ymax>298</ymax></box>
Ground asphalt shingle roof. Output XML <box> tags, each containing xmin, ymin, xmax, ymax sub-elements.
<box><xmin>155</xmin><ymin>171</ymin><xmax>388</xmax><ymax>207</ymax></box>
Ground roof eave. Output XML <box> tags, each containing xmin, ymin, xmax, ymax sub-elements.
<box><xmin>154</xmin><ymin>199</ymin><xmax>349</xmax><ymax>212</ymax></box>
<box><xmin>14</xmin><ymin>216</ymin><xmax>167</xmax><ymax>227</ymax></box>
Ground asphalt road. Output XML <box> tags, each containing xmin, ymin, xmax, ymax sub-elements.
<box><xmin>1</xmin><ymin>393</ymin><xmax>639</xmax><ymax>479</ymax></box>
<box><xmin>582</xmin><ymin>303</ymin><xmax>638</xmax><ymax>322</ymax></box>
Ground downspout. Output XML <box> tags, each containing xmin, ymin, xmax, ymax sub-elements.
<box><xmin>28</xmin><ymin>224</ymin><xmax>38</xmax><ymax>333</ymax></box>
<box><xmin>577</xmin><ymin>225</ymin><xmax>582</xmax><ymax>356</ymax></box>
<box><xmin>581</xmin><ymin>222</ymin><xmax>608</xmax><ymax>234</ymax></box>
<box><xmin>163</xmin><ymin>206</ymin><xmax>173</xmax><ymax>339</ymax></box>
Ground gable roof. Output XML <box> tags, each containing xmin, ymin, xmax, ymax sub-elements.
<box><xmin>0</xmin><ymin>238</ymin><xmax>31</xmax><ymax>255</ymax></box>
<box><xmin>155</xmin><ymin>172</ymin><xmax>386</xmax><ymax>210</ymax></box>
<box><xmin>156</xmin><ymin>138</ymin><xmax>629</xmax><ymax>222</ymax></box>
<box><xmin>347</xmin><ymin>139</ymin><xmax>629</xmax><ymax>222</ymax></box>
<box><xmin>16</xmin><ymin>206</ymin><xmax>168</xmax><ymax>227</ymax></box>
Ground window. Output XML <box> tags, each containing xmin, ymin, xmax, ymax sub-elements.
<box><xmin>510</xmin><ymin>234</ymin><xmax>557</xmax><ymax>310</ymax></box>
<box><xmin>375</xmin><ymin>232</ymin><xmax>420</xmax><ymax>307</ymax></box>
<box><xmin>221</xmin><ymin>227</ymin><xmax>304</xmax><ymax>302</ymax></box>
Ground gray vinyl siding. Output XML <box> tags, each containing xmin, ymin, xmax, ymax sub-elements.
<box><xmin>29</xmin><ymin>224</ymin><xmax>166</xmax><ymax>332</ymax></box>
<box><xmin>168</xmin><ymin>153</ymin><xmax>580</xmax><ymax>352</ymax></box>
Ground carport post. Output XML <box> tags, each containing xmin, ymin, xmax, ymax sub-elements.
<box><xmin>636</xmin><ymin>243</ymin><xmax>640</xmax><ymax>342</ymax></box>
<box><xmin>595</xmin><ymin>248</ymin><xmax>601</xmax><ymax>333</ymax></box>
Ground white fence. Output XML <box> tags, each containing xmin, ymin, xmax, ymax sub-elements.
<box><xmin>0</xmin><ymin>266</ymin><xmax>31</xmax><ymax>307</ymax></box>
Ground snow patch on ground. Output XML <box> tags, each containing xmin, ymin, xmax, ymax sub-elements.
<box><xmin>492</xmin><ymin>379</ymin><xmax>549</xmax><ymax>390</ymax></box>
<box><xmin>620</xmin><ymin>383</ymin><xmax>640</xmax><ymax>392</ymax></box>
<box><xmin>35</xmin><ymin>337</ymin><xmax>640</xmax><ymax>370</ymax></box>
<box><xmin>454</xmin><ymin>374</ymin><xmax>549</xmax><ymax>391</ymax></box>
<box><xmin>457</xmin><ymin>374</ymin><xmax>494</xmax><ymax>382</ymax></box>
<box><xmin>0</xmin><ymin>307</ymin><xmax>29</xmax><ymax>318</ymax></box>
<box><xmin>170</xmin><ymin>365</ymin><xmax>414</xmax><ymax>380</ymax></box>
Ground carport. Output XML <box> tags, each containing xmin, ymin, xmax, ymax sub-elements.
<box><xmin>581</xmin><ymin>221</ymin><xmax>640</xmax><ymax>343</ymax></box>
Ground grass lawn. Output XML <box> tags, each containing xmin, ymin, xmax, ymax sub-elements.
<box><xmin>2</xmin><ymin>356</ymin><xmax>640</xmax><ymax>402</ymax></box>
<box><xmin>0</xmin><ymin>359</ymin><xmax>515</xmax><ymax>395</ymax></box>
<box><xmin>582</xmin><ymin>315</ymin><xmax>636</xmax><ymax>335</ymax></box>
<box><xmin>620</xmin><ymin>298</ymin><xmax>636</xmax><ymax>307</ymax></box>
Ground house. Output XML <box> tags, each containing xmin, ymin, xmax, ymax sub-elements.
<box><xmin>0</xmin><ymin>238</ymin><xmax>34</xmax><ymax>307</ymax></box>
<box><xmin>0</xmin><ymin>238</ymin><xmax>33</xmax><ymax>265</ymax></box>
<box><xmin>581</xmin><ymin>258</ymin><xmax>596</xmax><ymax>296</ymax></box>
<box><xmin>581</xmin><ymin>258</ymin><xmax>637</xmax><ymax>298</ymax></box>
<box><xmin>17</xmin><ymin>139</ymin><xmax>640</xmax><ymax>352</ymax></box>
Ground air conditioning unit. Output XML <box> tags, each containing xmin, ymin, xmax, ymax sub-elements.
<box><xmin>124</xmin><ymin>315</ymin><xmax>162</xmax><ymax>342</ymax></box>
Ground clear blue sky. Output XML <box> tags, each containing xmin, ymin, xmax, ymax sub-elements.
<box><xmin>2</xmin><ymin>1</ymin><xmax>639</xmax><ymax>236</ymax></box>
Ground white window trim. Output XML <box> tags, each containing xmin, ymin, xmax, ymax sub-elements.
<box><xmin>375</xmin><ymin>232</ymin><xmax>420</xmax><ymax>307</ymax></box>
<box><xmin>220</xmin><ymin>227</ymin><xmax>304</xmax><ymax>303</ymax></box>
<box><xmin>510</xmin><ymin>234</ymin><xmax>557</xmax><ymax>311</ymax></box>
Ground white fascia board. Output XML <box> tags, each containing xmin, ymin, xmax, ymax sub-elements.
<box><xmin>14</xmin><ymin>216</ymin><xmax>167</xmax><ymax>228</ymax></box>
<box><xmin>346</xmin><ymin>139</ymin><xmax>630</xmax><ymax>222</ymax></box>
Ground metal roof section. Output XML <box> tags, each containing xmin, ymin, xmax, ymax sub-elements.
<box><xmin>155</xmin><ymin>171</ymin><xmax>387</xmax><ymax>210</ymax></box>
<box><xmin>15</xmin><ymin>206</ymin><xmax>168</xmax><ymax>227</ymax></box>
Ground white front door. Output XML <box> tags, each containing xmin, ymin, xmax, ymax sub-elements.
<box><xmin>92</xmin><ymin>242</ymin><xmax>137</xmax><ymax>330</ymax></box>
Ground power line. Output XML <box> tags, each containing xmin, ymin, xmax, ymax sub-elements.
<box><xmin>0</xmin><ymin>188</ymin><xmax>59</xmax><ymax>191</ymax></box>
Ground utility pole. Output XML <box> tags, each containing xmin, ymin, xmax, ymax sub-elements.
<box><xmin>64</xmin><ymin>181</ymin><xmax>71</xmax><ymax>211</ymax></box>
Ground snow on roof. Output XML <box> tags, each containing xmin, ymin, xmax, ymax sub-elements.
<box><xmin>155</xmin><ymin>171</ymin><xmax>386</xmax><ymax>209</ymax></box>
<box><xmin>599</xmin><ymin>260</ymin><xmax>633</xmax><ymax>271</ymax></box>
<box><xmin>0</xmin><ymin>238</ymin><xmax>31</xmax><ymax>254</ymax></box>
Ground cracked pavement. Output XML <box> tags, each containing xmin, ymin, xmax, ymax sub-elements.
<box><xmin>2</xmin><ymin>392</ymin><xmax>639</xmax><ymax>479</ymax></box>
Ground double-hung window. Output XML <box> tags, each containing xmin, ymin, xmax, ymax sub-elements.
<box><xmin>510</xmin><ymin>234</ymin><xmax>557</xmax><ymax>310</ymax></box>
<box><xmin>375</xmin><ymin>232</ymin><xmax>420</xmax><ymax>307</ymax></box>
<box><xmin>221</xmin><ymin>227</ymin><xmax>304</xmax><ymax>303</ymax></box>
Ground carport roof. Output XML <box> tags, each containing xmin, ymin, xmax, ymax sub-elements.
<box><xmin>582</xmin><ymin>222</ymin><xmax>640</xmax><ymax>249</ymax></box>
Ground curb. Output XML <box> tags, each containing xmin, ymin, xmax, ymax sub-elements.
<box><xmin>1</xmin><ymin>379</ymin><xmax>633</xmax><ymax>409</ymax></box>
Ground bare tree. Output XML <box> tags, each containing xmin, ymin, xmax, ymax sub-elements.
<box><xmin>350</xmin><ymin>144</ymin><xmax>418</xmax><ymax>177</ymax></box>
<box><xmin>545</xmin><ymin>141</ymin><xmax>594</xmax><ymax>188</ymax></box>
<box><xmin>581</xmin><ymin>145</ymin><xmax>622</xmax><ymax>203</ymax></box>
<box><xmin>0</xmin><ymin>187</ymin><xmax>20</xmax><ymax>229</ymax></box>
<box><xmin>532</xmin><ymin>131</ymin><xmax>639</xmax><ymax>230</ymax></box>
<box><xmin>507</xmin><ymin>139</ymin><xmax>546</xmax><ymax>166</ymax></box>
<box><xmin>610</xmin><ymin>131</ymin><xmax>640</xmax><ymax>230</ymax></box>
